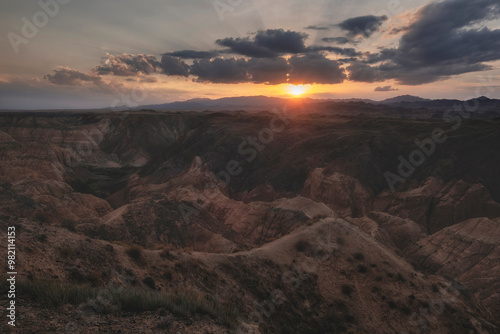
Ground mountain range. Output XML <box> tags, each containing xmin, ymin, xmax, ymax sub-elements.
<box><xmin>135</xmin><ymin>95</ymin><xmax>500</xmax><ymax>112</ymax></box>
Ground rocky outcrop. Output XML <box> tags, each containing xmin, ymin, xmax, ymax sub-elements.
<box><xmin>302</xmin><ymin>168</ymin><xmax>372</xmax><ymax>217</ymax></box>
<box><xmin>405</xmin><ymin>217</ymin><xmax>500</xmax><ymax>320</ymax></box>
<box><xmin>1</xmin><ymin>111</ymin><xmax>499</xmax><ymax>332</ymax></box>
<box><xmin>374</xmin><ymin>177</ymin><xmax>500</xmax><ymax>233</ymax></box>
<box><xmin>349</xmin><ymin>212</ymin><xmax>428</xmax><ymax>253</ymax></box>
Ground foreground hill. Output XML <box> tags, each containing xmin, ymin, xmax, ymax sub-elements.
<box><xmin>0</xmin><ymin>107</ymin><xmax>499</xmax><ymax>333</ymax></box>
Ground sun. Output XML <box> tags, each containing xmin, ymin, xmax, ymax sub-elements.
<box><xmin>287</xmin><ymin>84</ymin><xmax>307</xmax><ymax>97</ymax></box>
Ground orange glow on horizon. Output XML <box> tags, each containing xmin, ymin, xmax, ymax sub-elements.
<box><xmin>117</xmin><ymin>77</ymin><xmax>386</xmax><ymax>102</ymax></box>
<box><xmin>287</xmin><ymin>84</ymin><xmax>308</xmax><ymax>96</ymax></box>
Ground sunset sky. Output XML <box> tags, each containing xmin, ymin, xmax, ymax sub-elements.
<box><xmin>1</xmin><ymin>0</ymin><xmax>500</xmax><ymax>109</ymax></box>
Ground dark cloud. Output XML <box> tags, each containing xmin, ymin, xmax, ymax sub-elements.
<box><xmin>361</xmin><ymin>50</ymin><xmax>397</xmax><ymax>64</ymax></box>
<box><xmin>216</xmin><ymin>37</ymin><xmax>279</xmax><ymax>58</ymax></box>
<box><xmin>347</xmin><ymin>62</ymin><xmax>384</xmax><ymax>83</ymax></box>
<box><xmin>160</xmin><ymin>55</ymin><xmax>190</xmax><ymax>77</ymax></box>
<box><xmin>216</xmin><ymin>29</ymin><xmax>308</xmax><ymax>58</ymax></box>
<box><xmin>307</xmin><ymin>46</ymin><xmax>361</xmax><ymax>57</ymax></box>
<box><xmin>188</xmin><ymin>53</ymin><xmax>346</xmax><ymax>85</ymax></box>
<box><xmin>288</xmin><ymin>53</ymin><xmax>346</xmax><ymax>84</ymax></box>
<box><xmin>337</xmin><ymin>15</ymin><xmax>388</xmax><ymax>38</ymax></box>
<box><xmin>254</xmin><ymin>29</ymin><xmax>308</xmax><ymax>53</ymax></box>
<box><xmin>95</xmin><ymin>53</ymin><xmax>161</xmax><ymax>76</ymax></box>
<box><xmin>247</xmin><ymin>57</ymin><xmax>289</xmax><ymax>84</ymax></box>
<box><xmin>304</xmin><ymin>25</ymin><xmax>329</xmax><ymax>30</ymax></box>
<box><xmin>369</xmin><ymin>0</ymin><xmax>500</xmax><ymax>85</ymax></box>
<box><xmin>46</xmin><ymin>1</ymin><xmax>500</xmax><ymax>89</ymax></box>
<box><xmin>375</xmin><ymin>86</ymin><xmax>398</xmax><ymax>92</ymax></box>
<box><xmin>380</xmin><ymin>62</ymin><xmax>492</xmax><ymax>85</ymax></box>
<box><xmin>190</xmin><ymin>57</ymin><xmax>249</xmax><ymax>83</ymax></box>
<box><xmin>45</xmin><ymin>67</ymin><xmax>102</xmax><ymax>86</ymax></box>
<box><xmin>321</xmin><ymin>37</ymin><xmax>352</xmax><ymax>45</ymax></box>
<box><xmin>337</xmin><ymin>57</ymin><xmax>359</xmax><ymax>64</ymax></box>
<box><xmin>163</xmin><ymin>50</ymin><xmax>218</xmax><ymax>59</ymax></box>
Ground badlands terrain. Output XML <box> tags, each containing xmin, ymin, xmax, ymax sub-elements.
<box><xmin>0</xmin><ymin>99</ymin><xmax>499</xmax><ymax>333</ymax></box>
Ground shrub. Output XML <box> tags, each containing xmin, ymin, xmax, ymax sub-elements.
<box><xmin>344</xmin><ymin>314</ymin><xmax>355</xmax><ymax>323</ymax></box>
<box><xmin>387</xmin><ymin>300</ymin><xmax>397</xmax><ymax>309</ymax></box>
<box><xmin>62</xmin><ymin>219</ymin><xmax>77</xmax><ymax>232</ymax></box>
<box><xmin>12</xmin><ymin>277</ymin><xmax>239</xmax><ymax>327</ymax></box>
<box><xmin>353</xmin><ymin>252</ymin><xmax>365</xmax><ymax>261</ymax></box>
<box><xmin>401</xmin><ymin>305</ymin><xmax>412</xmax><ymax>315</ymax></box>
<box><xmin>126</xmin><ymin>245</ymin><xmax>143</xmax><ymax>260</ymax></box>
<box><xmin>357</xmin><ymin>265</ymin><xmax>368</xmax><ymax>273</ymax></box>
<box><xmin>68</xmin><ymin>267</ymin><xmax>85</xmax><ymax>282</ymax></box>
<box><xmin>59</xmin><ymin>245</ymin><xmax>76</xmax><ymax>258</ymax></box>
<box><xmin>86</xmin><ymin>271</ymin><xmax>101</xmax><ymax>286</ymax></box>
<box><xmin>33</xmin><ymin>211</ymin><xmax>47</xmax><ymax>223</ymax></box>
<box><xmin>334</xmin><ymin>299</ymin><xmax>349</xmax><ymax>313</ymax></box>
<box><xmin>157</xmin><ymin>318</ymin><xmax>172</xmax><ymax>330</ymax></box>
<box><xmin>397</xmin><ymin>273</ymin><xmax>406</xmax><ymax>283</ymax></box>
<box><xmin>295</xmin><ymin>240</ymin><xmax>310</xmax><ymax>253</ymax></box>
<box><xmin>341</xmin><ymin>285</ymin><xmax>354</xmax><ymax>296</ymax></box>
<box><xmin>431</xmin><ymin>284</ymin><xmax>439</xmax><ymax>293</ymax></box>
<box><xmin>18</xmin><ymin>278</ymin><xmax>95</xmax><ymax>307</ymax></box>
<box><xmin>143</xmin><ymin>277</ymin><xmax>156</xmax><ymax>290</ymax></box>
<box><xmin>163</xmin><ymin>266</ymin><xmax>175</xmax><ymax>281</ymax></box>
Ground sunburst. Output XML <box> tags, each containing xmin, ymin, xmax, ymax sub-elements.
<box><xmin>288</xmin><ymin>84</ymin><xmax>307</xmax><ymax>96</ymax></box>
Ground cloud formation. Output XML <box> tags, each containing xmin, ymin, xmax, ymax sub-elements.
<box><xmin>369</xmin><ymin>0</ymin><xmax>500</xmax><ymax>85</ymax></box>
<box><xmin>191</xmin><ymin>58</ymin><xmax>249</xmax><ymax>83</ymax></box>
<box><xmin>44</xmin><ymin>3</ymin><xmax>500</xmax><ymax>88</ymax></box>
<box><xmin>288</xmin><ymin>53</ymin><xmax>346</xmax><ymax>84</ymax></box>
<box><xmin>45</xmin><ymin>67</ymin><xmax>102</xmax><ymax>86</ymax></box>
<box><xmin>321</xmin><ymin>37</ymin><xmax>352</xmax><ymax>45</ymax></box>
<box><xmin>375</xmin><ymin>85</ymin><xmax>398</xmax><ymax>92</ymax></box>
<box><xmin>347</xmin><ymin>62</ymin><xmax>384</xmax><ymax>83</ymax></box>
<box><xmin>337</xmin><ymin>15</ymin><xmax>388</xmax><ymax>38</ymax></box>
<box><xmin>247</xmin><ymin>57</ymin><xmax>289</xmax><ymax>84</ymax></box>
<box><xmin>216</xmin><ymin>29</ymin><xmax>308</xmax><ymax>58</ymax></box>
<box><xmin>160</xmin><ymin>55</ymin><xmax>190</xmax><ymax>77</ymax></box>
<box><xmin>163</xmin><ymin>50</ymin><xmax>218</xmax><ymax>59</ymax></box>
<box><xmin>95</xmin><ymin>53</ymin><xmax>161</xmax><ymax>76</ymax></box>
<box><xmin>307</xmin><ymin>46</ymin><xmax>361</xmax><ymax>57</ymax></box>
<box><xmin>304</xmin><ymin>25</ymin><xmax>329</xmax><ymax>31</ymax></box>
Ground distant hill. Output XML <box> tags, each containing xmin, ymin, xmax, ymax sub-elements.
<box><xmin>378</xmin><ymin>95</ymin><xmax>500</xmax><ymax>112</ymax></box>
<box><xmin>137</xmin><ymin>96</ymin><xmax>290</xmax><ymax>111</ymax></box>
<box><xmin>379</xmin><ymin>95</ymin><xmax>431</xmax><ymax>104</ymax></box>
<box><xmin>133</xmin><ymin>95</ymin><xmax>500</xmax><ymax>114</ymax></box>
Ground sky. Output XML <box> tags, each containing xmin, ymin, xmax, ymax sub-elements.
<box><xmin>1</xmin><ymin>0</ymin><xmax>500</xmax><ymax>109</ymax></box>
